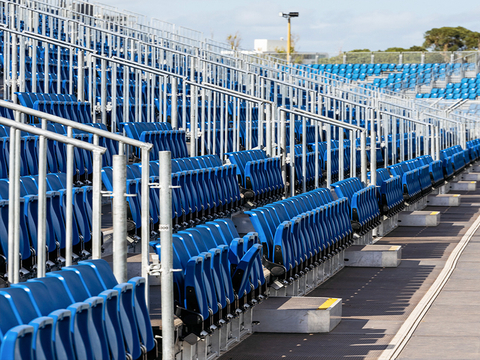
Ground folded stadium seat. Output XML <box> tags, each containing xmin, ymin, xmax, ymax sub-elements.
<box><xmin>375</xmin><ymin>168</ymin><xmax>404</xmax><ymax>217</ymax></box>
<box><xmin>3</xmin><ymin>281</ymin><xmax>84</xmax><ymax>360</ymax></box>
<box><xmin>2</xmin><ymin>325</ymin><xmax>37</xmax><ymax>360</ymax></box>
<box><xmin>331</xmin><ymin>178</ymin><xmax>381</xmax><ymax>235</ymax></box>
<box><xmin>405</xmin><ymin>159</ymin><xmax>433</xmax><ymax>195</ymax></box>
<box><xmin>388</xmin><ymin>163</ymin><xmax>422</xmax><ymax>204</ymax></box>
<box><xmin>246</xmin><ymin>188</ymin><xmax>352</xmax><ymax>280</ymax></box>
<box><xmin>77</xmin><ymin>258</ymin><xmax>156</xmax><ymax>358</ymax></box>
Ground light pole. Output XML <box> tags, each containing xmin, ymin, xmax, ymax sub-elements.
<box><xmin>280</xmin><ymin>12</ymin><xmax>299</xmax><ymax>64</ymax></box>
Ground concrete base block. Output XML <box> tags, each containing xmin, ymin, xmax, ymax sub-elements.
<box><xmin>344</xmin><ymin>245</ymin><xmax>401</xmax><ymax>268</ymax></box>
<box><xmin>450</xmin><ymin>181</ymin><xmax>477</xmax><ymax>191</ymax></box>
<box><xmin>427</xmin><ymin>194</ymin><xmax>461</xmax><ymax>207</ymax></box>
<box><xmin>462</xmin><ymin>173</ymin><xmax>480</xmax><ymax>181</ymax></box>
<box><xmin>253</xmin><ymin>297</ymin><xmax>342</xmax><ymax>333</ymax></box>
<box><xmin>376</xmin><ymin>215</ymin><xmax>398</xmax><ymax>237</ymax></box>
<box><xmin>398</xmin><ymin>210</ymin><xmax>441</xmax><ymax>227</ymax></box>
<box><xmin>353</xmin><ymin>230</ymin><xmax>373</xmax><ymax>245</ymax></box>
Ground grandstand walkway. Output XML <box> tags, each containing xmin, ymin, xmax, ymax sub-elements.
<box><xmin>219</xmin><ymin>186</ymin><xmax>480</xmax><ymax>360</ymax></box>
<box><xmin>397</xmin><ymin>218</ymin><xmax>480</xmax><ymax>359</ymax></box>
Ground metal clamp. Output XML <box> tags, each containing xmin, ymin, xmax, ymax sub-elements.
<box><xmin>101</xmin><ymin>190</ymin><xmax>113</xmax><ymax>197</ymax></box>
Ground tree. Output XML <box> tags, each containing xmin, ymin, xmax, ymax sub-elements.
<box><xmin>423</xmin><ymin>26</ymin><xmax>478</xmax><ymax>51</ymax></box>
<box><xmin>226</xmin><ymin>31</ymin><xmax>241</xmax><ymax>50</ymax></box>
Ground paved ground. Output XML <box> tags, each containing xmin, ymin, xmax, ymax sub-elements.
<box><xmin>397</xmin><ymin>231</ymin><xmax>480</xmax><ymax>359</ymax></box>
<box><xmin>218</xmin><ymin>187</ymin><xmax>480</xmax><ymax>360</ymax></box>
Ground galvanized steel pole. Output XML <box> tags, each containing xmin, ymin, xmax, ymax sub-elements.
<box><xmin>112</xmin><ymin>155</ymin><xmax>128</xmax><ymax>283</ymax></box>
<box><xmin>159</xmin><ymin>151</ymin><xmax>175</xmax><ymax>360</ymax></box>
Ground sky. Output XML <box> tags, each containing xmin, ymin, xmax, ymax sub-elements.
<box><xmin>97</xmin><ymin>0</ymin><xmax>480</xmax><ymax>56</ymax></box>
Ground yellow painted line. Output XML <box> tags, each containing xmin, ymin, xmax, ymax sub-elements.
<box><xmin>471</xmin><ymin>182</ymin><xmax>476</xmax><ymax>184</ymax></box>
<box><xmin>454</xmin><ymin>195</ymin><xmax>460</xmax><ymax>197</ymax></box>
<box><xmin>317</xmin><ymin>298</ymin><xmax>337</xmax><ymax>310</ymax></box>
<box><xmin>430</xmin><ymin>211</ymin><xmax>440</xmax><ymax>215</ymax></box>
<box><xmin>389</xmin><ymin>246</ymin><xmax>401</xmax><ymax>251</ymax></box>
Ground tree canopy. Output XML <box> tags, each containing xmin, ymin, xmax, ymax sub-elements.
<box><xmin>423</xmin><ymin>26</ymin><xmax>480</xmax><ymax>51</ymax></box>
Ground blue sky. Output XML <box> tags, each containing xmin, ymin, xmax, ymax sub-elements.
<box><xmin>99</xmin><ymin>0</ymin><xmax>480</xmax><ymax>56</ymax></box>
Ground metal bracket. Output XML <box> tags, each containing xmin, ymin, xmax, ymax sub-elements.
<box><xmin>101</xmin><ymin>190</ymin><xmax>113</xmax><ymax>197</ymax></box>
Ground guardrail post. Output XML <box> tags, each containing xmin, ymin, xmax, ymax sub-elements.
<box><xmin>92</xmin><ymin>150</ymin><xmax>103</xmax><ymax>259</ymax></box>
<box><xmin>37</xmin><ymin>119</ymin><xmax>48</xmax><ymax>278</ymax></box>
<box><xmin>361</xmin><ymin>131</ymin><xmax>367</xmax><ymax>184</ymax></box>
<box><xmin>7</xmin><ymin>124</ymin><xmax>17</xmax><ymax>282</ymax></box>
<box><xmin>159</xmin><ymin>151</ymin><xmax>175</xmax><ymax>360</ymax></box>
<box><xmin>112</xmin><ymin>155</ymin><xmax>127</xmax><ymax>283</ymax></box>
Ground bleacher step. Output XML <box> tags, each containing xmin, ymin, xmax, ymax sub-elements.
<box><xmin>344</xmin><ymin>245</ymin><xmax>401</xmax><ymax>268</ymax></box>
<box><xmin>449</xmin><ymin>181</ymin><xmax>477</xmax><ymax>191</ymax></box>
<box><xmin>398</xmin><ymin>211</ymin><xmax>441</xmax><ymax>227</ymax></box>
<box><xmin>252</xmin><ymin>297</ymin><xmax>342</xmax><ymax>333</ymax></box>
<box><xmin>427</xmin><ymin>194</ymin><xmax>461</xmax><ymax>206</ymax></box>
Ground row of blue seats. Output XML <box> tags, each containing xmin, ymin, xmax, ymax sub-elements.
<box><xmin>440</xmin><ymin>145</ymin><xmax>470</xmax><ymax>175</ymax></box>
<box><xmin>288</xmin><ymin>153</ymin><xmax>322</xmax><ymax>191</ymax></box>
<box><xmin>246</xmin><ymin>188</ymin><xmax>353</xmax><ymax>281</ymax></box>
<box><xmin>171</xmin><ymin>154</ymin><xmax>223</xmax><ymax>172</ymax></box>
<box><xmin>375</xmin><ymin>168</ymin><xmax>405</xmax><ymax>216</ymax></box>
<box><xmin>140</xmin><ymin>130</ymin><xmax>189</xmax><ymax>160</ymax></box>
<box><xmin>331</xmin><ymin>177</ymin><xmax>381</xmax><ymax>235</ymax></box>
<box><xmin>0</xmin><ymin>128</ymin><xmax>111</xmax><ymax>183</ymax></box>
<box><xmin>388</xmin><ymin>160</ymin><xmax>431</xmax><ymax>204</ymax></box>
<box><xmin>16</xmin><ymin>92</ymin><xmax>92</xmax><ymax>124</ymax></box>
<box><xmin>150</xmin><ymin>219</ymin><xmax>265</xmax><ymax>337</ymax></box>
<box><xmin>102</xmin><ymin>162</ymin><xmax>242</xmax><ymax>232</ymax></box>
<box><xmin>0</xmin><ymin>259</ymin><xmax>155</xmax><ymax>360</ymax></box>
<box><xmin>0</xmin><ymin>173</ymin><xmax>94</xmax><ymax>278</ymax></box>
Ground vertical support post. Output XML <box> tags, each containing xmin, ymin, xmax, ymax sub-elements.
<box><xmin>112</xmin><ymin>155</ymin><xmax>127</xmax><ymax>283</ymax></box>
<box><xmin>371</xmin><ymin>111</ymin><xmax>377</xmax><ymax>187</ymax></box>
<box><xmin>141</xmin><ymin>147</ymin><xmax>151</xmax><ymax>307</ymax></box>
<box><xmin>287</xmin><ymin>17</ymin><xmax>291</xmax><ymax>64</ymax></box>
<box><xmin>7</xmin><ymin>125</ymin><xmax>17</xmax><ymax>282</ymax></box>
<box><xmin>265</xmin><ymin>103</ymin><xmax>272</xmax><ymax>156</ymax></box>
<box><xmin>159</xmin><ymin>151</ymin><xmax>175</xmax><ymax>360</ymax></box>
<box><xmin>12</xmin><ymin>125</ymin><xmax>21</xmax><ymax>283</ymax></box>
<box><xmin>361</xmin><ymin>131</ymin><xmax>367</xmax><ymax>183</ymax></box>
<box><xmin>92</xmin><ymin>150</ymin><xmax>103</xmax><ymax>259</ymax></box>
<box><xmin>65</xmin><ymin>128</ymin><xmax>74</xmax><ymax>267</ymax></box>
<box><xmin>78</xmin><ymin>51</ymin><xmax>85</xmax><ymax>102</ymax></box>
<box><xmin>280</xmin><ymin>110</ymin><xmax>287</xmax><ymax>197</ymax></box>
<box><xmin>326</xmin><ymin>124</ymin><xmax>332</xmax><ymax>187</ymax></box>
<box><xmin>290</xmin><ymin>114</ymin><xmax>295</xmax><ymax>197</ymax></box>
<box><xmin>37</xmin><ymin>119</ymin><xmax>48</xmax><ymax>277</ymax></box>
<box><xmin>302</xmin><ymin>115</ymin><xmax>307</xmax><ymax>193</ymax></box>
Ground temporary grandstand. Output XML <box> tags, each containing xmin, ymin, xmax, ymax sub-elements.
<box><xmin>0</xmin><ymin>1</ymin><xmax>480</xmax><ymax>360</ymax></box>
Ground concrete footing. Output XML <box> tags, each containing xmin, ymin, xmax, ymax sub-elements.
<box><xmin>253</xmin><ymin>297</ymin><xmax>342</xmax><ymax>333</ymax></box>
<box><xmin>398</xmin><ymin>210</ymin><xmax>441</xmax><ymax>227</ymax></box>
<box><xmin>344</xmin><ymin>245</ymin><xmax>401</xmax><ymax>268</ymax></box>
<box><xmin>269</xmin><ymin>250</ymin><xmax>345</xmax><ymax>297</ymax></box>
<box><xmin>427</xmin><ymin>194</ymin><xmax>461</xmax><ymax>206</ymax></box>
<box><xmin>376</xmin><ymin>215</ymin><xmax>398</xmax><ymax>237</ymax></box>
<box><xmin>450</xmin><ymin>181</ymin><xmax>477</xmax><ymax>191</ymax></box>
<box><xmin>462</xmin><ymin>173</ymin><xmax>480</xmax><ymax>181</ymax></box>
<box><xmin>353</xmin><ymin>230</ymin><xmax>374</xmax><ymax>245</ymax></box>
<box><xmin>405</xmin><ymin>196</ymin><xmax>427</xmax><ymax>211</ymax></box>
<box><xmin>431</xmin><ymin>183</ymin><xmax>450</xmax><ymax>195</ymax></box>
